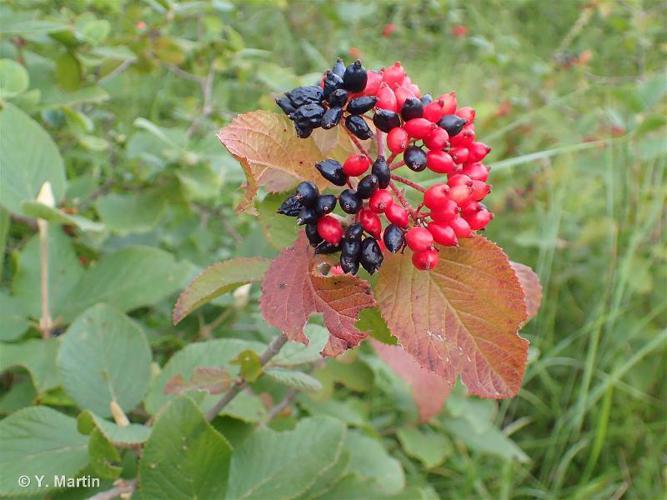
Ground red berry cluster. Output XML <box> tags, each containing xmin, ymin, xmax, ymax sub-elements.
<box><xmin>276</xmin><ymin>58</ymin><xmax>493</xmax><ymax>274</ymax></box>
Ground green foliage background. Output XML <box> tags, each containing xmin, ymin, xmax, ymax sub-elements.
<box><xmin>0</xmin><ymin>0</ymin><xmax>665</xmax><ymax>498</ymax></box>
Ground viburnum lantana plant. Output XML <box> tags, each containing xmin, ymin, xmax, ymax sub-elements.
<box><xmin>174</xmin><ymin>57</ymin><xmax>542</xmax><ymax>420</ymax></box>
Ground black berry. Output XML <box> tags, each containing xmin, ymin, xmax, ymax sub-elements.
<box><xmin>296</xmin><ymin>206</ymin><xmax>318</xmax><ymax>225</ymax></box>
<box><xmin>286</xmin><ymin>86</ymin><xmax>323</xmax><ymax>107</ymax></box>
<box><xmin>341</xmin><ymin>238</ymin><xmax>361</xmax><ymax>257</ymax></box>
<box><xmin>322</xmin><ymin>71</ymin><xmax>344</xmax><ymax>99</ymax></box>
<box><xmin>321</xmin><ymin>107</ymin><xmax>343</xmax><ymax>129</ymax></box>
<box><xmin>360</xmin><ymin>237</ymin><xmax>383</xmax><ymax>274</ymax></box>
<box><xmin>315</xmin><ymin>241</ymin><xmax>341</xmax><ymax>254</ymax></box>
<box><xmin>315</xmin><ymin>159</ymin><xmax>347</xmax><ymax>186</ymax></box>
<box><xmin>345</xmin><ymin>115</ymin><xmax>373</xmax><ymax>140</ymax></box>
<box><xmin>295</xmin><ymin>181</ymin><xmax>318</xmax><ymax>206</ymax></box>
<box><xmin>328</xmin><ymin>88</ymin><xmax>348</xmax><ymax>108</ymax></box>
<box><xmin>343</xmin><ymin>60</ymin><xmax>368</xmax><ymax>92</ymax></box>
<box><xmin>356</xmin><ymin>174</ymin><xmax>379</xmax><ymax>198</ymax></box>
<box><xmin>401</xmin><ymin>97</ymin><xmax>424</xmax><ymax>121</ymax></box>
<box><xmin>438</xmin><ymin>114</ymin><xmax>467</xmax><ymax>137</ymax></box>
<box><xmin>275</xmin><ymin>96</ymin><xmax>296</xmax><ymax>115</ymax></box>
<box><xmin>290</xmin><ymin>103</ymin><xmax>325</xmax><ymax>128</ymax></box>
<box><xmin>339</xmin><ymin>189</ymin><xmax>362</xmax><ymax>214</ymax></box>
<box><xmin>344</xmin><ymin>223</ymin><xmax>364</xmax><ymax>241</ymax></box>
<box><xmin>305</xmin><ymin>223</ymin><xmax>323</xmax><ymax>247</ymax></box>
<box><xmin>383</xmin><ymin>224</ymin><xmax>405</xmax><ymax>253</ymax></box>
<box><xmin>372</xmin><ymin>109</ymin><xmax>401</xmax><ymax>133</ymax></box>
<box><xmin>340</xmin><ymin>253</ymin><xmax>360</xmax><ymax>275</ymax></box>
<box><xmin>314</xmin><ymin>194</ymin><xmax>337</xmax><ymax>215</ymax></box>
<box><xmin>347</xmin><ymin>96</ymin><xmax>377</xmax><ymax>115</ymax></box>
<box><xmin>420</xmin><ymin>94</ymin><xmax>433</xmax><ymax>105</ymax></box>
<box><xmin>332</xmin><ymin>58</ymin><xmax>346</xmax><ymax>78</ymax></box>
<box><xmin>404</xmin><ymin>145</ymin><xmax>427</xmax><ymax>172</ymax></box>
<box><xmin>277</xmin><ymin>195</ymin><xmax>303</xmax><ymax>217</ymax></box>
<box><xmin>371</xmin><ymin>155</ymin><xmax>391</xmax><ymax>189</ymax></box>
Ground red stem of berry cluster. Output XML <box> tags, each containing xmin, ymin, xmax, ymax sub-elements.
<box><xmin>390</xmin><ymin>160</ymin><xmax>405</xmax><ymax>171</ymax></box>
<box><xmin>390</xmin><ymin>174</ymin><xmax>426</xmax><ymax>193</ymax></box>
<box><xmin>376</xmin><ymin>130</ymin><xmax>385</xmax><ymax>157</ymax></box>
<box><xmin>345</xmin><ymin>128</ymin><xmax>370</xmax><ymax>157</ymax></box>
<box><xmin>389</xmin><ymin>181</ymin><xmax>418</xmax><ymax>222</ymax></box>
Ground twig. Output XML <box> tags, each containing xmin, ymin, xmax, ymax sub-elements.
<box><xmin>387</xmin><ymin>152</ymin><xmax>398</xmax><ymax>165</ymax></box>
<box><xmin>376</xmin><ymin>130</ymin><xmax>385</xmax><ymax>157</ymax></box>
<box><xmin>205</xmin><ymin>334</ymin><xmax>288</xmax><ymax>421</ymax></box>
<box><xmin>261</xmin><ymin>387</ymin><xmax>299</xmax><ymax>424</ymax></box>
<box><xmin>389</xmin><ymin>181</ymin><xmax>418</xmax><ymax>222</ymax></box>
<box><xmin>390</xmin><ymin>160</ymin><xmax>405</xmax><ymax>171</ymax></box>
<box><xmin>164</xmin><ymin>63</ymin><xmax>201</xmax><ymax>83</ymax></box>
<box><xmin>89</xmin><ymin>479</ymin><xmax>136</xmax><ymax>500</ymax></box>
<box><xmin>391</xmin><ymin>174</ymin><xmax>426</xmax><ymax>192</ymax></box>
<box><xmin>344</xmin><ymin>128</ymin><xmax>371</xmax><ymax>157</ymax></box>
<box><xmin>99</xmin><ymin>59</ymin><xmax>133</xmax><ymax>84</ymax></box>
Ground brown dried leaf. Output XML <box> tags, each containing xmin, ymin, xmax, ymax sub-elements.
<box><xmin>260</xmin><ymin>233</ymin><xmax>376</xmax><ymax>356</ymax></box>
<box><xmin>375</xmin><ymin>236</ymin><xmax>529</xmax><ymax>399</ymax></box>
<box><xmin>510</xmin><ymin>261</ymin><xmax>542</xmax><ymax>323</ymax></box>
<box><xmin>164</xmin><ymin>367</ymin><xmax>231</xmax><ymax>395</ymax></box>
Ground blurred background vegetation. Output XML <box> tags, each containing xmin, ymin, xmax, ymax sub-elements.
<box><xmin>0</xmin><ymin>0</ymin><xmax>665</xmax><ymax>498</ymax></box>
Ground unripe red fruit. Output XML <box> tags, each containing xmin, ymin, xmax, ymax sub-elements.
<box><xmin>426</xmin><ymin>150</ymin><xmax>455</xmax><ymax>174</ymax></box>
<box><xmin>385</xmin><ymin>203</ymin><xmax>409</xmax><ymax>228</ymax></box>
<box><xmin>369</xmin><ymin>189</ymin><xmax>393</xmax><ymax>213</ymax></box>
<box><xmin>462</xmin><ymin>162</ymin><xmax>489</xmax><ymax>182</ymax></box>
<box><xmin>383</xmin><ymin>62</ymin><xmax>406</xmax><ymax>88</ymax></box>
<box><xmin>423</xmin><ymin>127</ymin><xmax>449</xmax><ymax>150</ymax></box>
<box><xmin>428</xmin><ymin>222</ymin><xmax>458</xmax><ymax>246</ymax></box>
<box><xmin>343</xmin><ymin>154</ymin><xmax>371</xmax><ymax>176</ymax></box>
<box><xmin>359</xmin><ymin>208</ymin><xmax>382</xmax><ymax>238</ymax></box>
<box><xmin>465</xmin><ymin>208</ymin><xmax>493</xmax><ymax>230</ymax></box>
<box><xmin>404</xmin><ymin>118</ymin><xmax>437</xmax><ymax>140</ymax></box>
<box><xmin>471</xmin><ymin>180</ymin><xmax>491</xmax><ymax>201</ymax></box>
<box><xmin>387</xmin><ymin>127</ymin><xmax>409</xmax><ymax>153</ymax></box>
<box><xmin>406</xmin><ymin>227</ymin><xmax>434</xmax><ymax>252</ymax></box>
<box><xmin>448</xmin><ymin>184</ymin><xmax>473</xmax><ymax>205</ymax></box>
<box><xmin>423</xmin><ymin>183</ymin><xmax>450</xmax><ymax>209</ymax></box>
<box><xmin>423</xmin><ymin>100</ymin><xmax>446</xmax><ymax>122</ymax></box>
<box><xmin>460</xmin><ymin>201</ymin><xmax>483</xmax><ymax>216</ymax></box>
<box><xmin>394</xmin><ymin>86</ymin><xmax>416</xmax><ymax>110</ymax></box>
<box><xmin>448</xmin><ymin>174</ymin><xmax>473</xmax><ymax>187</ymax></box>
<box><xmin>450</xmin><ymin>124</ymin><xmax>475</xmax><ymax>147</ymax></box>
<box><xmin>363</xmin><ymin>71</ymin><xmax>383</xmax><ymax>96</ymax></box>
<box><xmin>376</xmin><ymin>83</ymin><xmax>398</xmax><ymax>112</ymax></box>
<box><xmin>437</xmin><ymin>91</ymin><xmax>457</xmax><ymax>115</ymax></box>
<box><xmin>430</xmin><ymin>199</ymin><xmax>459</xmax><ymax>223</ymax></box>
<box><xmin>456</xmin><ymin>106</ymin><xmax>476</xmax><ymax>124</ymax></box>
<box><xmin>412</xmin><ymin>248</ymin><xmax>439</xmax><ymax>271</ymax></box>
<box><xmin>450</xmin><ymin>147</ymin><xmax>470</xmax><ymax>164</ymax></box>
<box><xmin>467</xmin><ymin>142</ymin><xmax>491</xmax><ymax>162</ymax></box>
<box><xmin>317</xmin><ymin>215</ymin><xmax>343</xmax><ymax>244</ymax></box>
<box><xmin>450</xmin><ymin>216</ymin><xmax>472</xmax><ymax>238</ymax></box>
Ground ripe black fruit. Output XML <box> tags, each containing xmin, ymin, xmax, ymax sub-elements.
<box><xmin>383</xmin><ymin>224</ymin><xmax>405</xmax><ymax>253</ymax></box>
<box><xmin>344</xmin><ymin>223</ymin><xmax>364</xmax><ymax>241</ymax></box>
<box><xmin>315</xmin><ymin>241</ymin><xmax>340</xmax><ymax>254</ymax></box>
<box><xmin>420</xmin><ymin>94</ymin><xmax>433</xmax><ymax>105</ymax></box>
<box><xmin>343</xmin><ymin>60</ymin><xmax>368</xmax><ymax>92</ymax></box>
<box><xmin>290</xmin><ymin>103</ymin><xmax>325</xmax><ymax>128</ymax></box>
<box><xmin>339</xmin><ymin>189</ymin><xmax>362</xmax><ymax>214</ymax></box>
<box><xmin>277</xmin><ymin>195</ymin><xmax>302</xmax><ymax>216</ymax></box>
<box><xmin>360</xmin><ymin>237</ymin><xmax>383</xmax><ymax>274</ymax></box>
<box><xmin>294</xmin><ymin>123</ymin><xmax>313</xmax><ymax>138</ymax></box>
<box><xmin>356</xmin><ymin>174</ymin><xmax>379</xmax><ymax>198</ymax></box>
<box><xmin>314</xmin><ymin>194</ymin><xmax>337</xmax><ymax>215</ymax></box>
<box><xmin>437</xmin><ymin>114</ymin><xmax>467</xmax><ymax>137</ymax></box>
<box><xmin>372</xmin><ymin>109</ymin><xmax>401</xmax><ymax>133</ymax></box>
<box><xmin>340</xmin><ymin>253</ymin><xmax>360</xmax><ymax>275</ymax></box>
<box><xmin>345</xmin><ymin>115</ymin><xmax>373</xmax><ymax>140</ymax></box>
<box><xmin>401</xmin><ymin>97</ymin><xmax>424</xmax><ymax>121</ymax></box>
<box><xmin>296</xmin><ymin>206</ymin><xmax>318</xmax><ymax>225</ymax></box>
<box><xmin>322</xmin><ymin>71</ymin><xmax>344</xmax><ymax>99</ymax></box>
<box><xmin>332</xmin><ymin>58</ymin><xmax>346</xmax><ymax>78</ymax></box>
<box><xmin>328</xmin><ymin>88</ymin><xmax>348</xmax><ymax>108</ymax></box>
<box><xmin>316</xmin><ymin>159</ymin><xmax>347</xmax><ymax>186</ymax></box>
<box><xmin>286</xmin><ymin>86</ymin><xmax>323</xmax><ymax>107</ymax></box>
<box><xmin>371</xmin><ymin>155</ymin><xmax>391</xmax><ymax>189</ymax></box>
<box><xmin>404</xmin><ymin>146</ymin><xmax>427</xmax><ymax>172</ymax></box>
<box><xmin>295</xmin><ymin>181</ymin><xmax>319</xmax><ymax>206</ymax></box>
<box><xmin>347</xmin><ymin>96</ymin><xmax>377</xmax><ymax>115</ymax></box>
<box><xmin>341</xmin><ymin>238</ymin><xmax>361</xmax><ymax>257</ymax></box>
<box><xmin>275</xmin><ymin>96</ymin><xmax>296</xmax><ymax>115</ymax></box>
<box><xmin>305</xmin><ymin>223</ymin><xmax>323</xmax><ymax>247</ymax></box>
<box><xmin>322</xmin><ymin>107</ymin><xmax>343</xmax><ymax>129</ymax></box>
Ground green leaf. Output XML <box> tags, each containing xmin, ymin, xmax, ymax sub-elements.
<box><xmin>273</xmin><ymin>324</ymin><xmax>328</xmax><ymax>366</ymax></box>
<box><xmin>343</xmin><ymin>430</ymin><xmax>405</xmax><ymax>495</ymax></box>
<box><xmin>355</xmin><ymin>307</ymin><xmax>397</xmax><ymax>345</ymax></box>
<box><xmin>61</xmin><ymin>246</ymin><xmax>191</xmax><ymax>321</ymax></box>
<box><xmin>57</xmin><ymin>304</ymin><xmax>152</xmax><ymax>417</ymax></box>
<box><xmin>396</xmin><ymin>427</ymin><xmax>452</xmax><ymax>468</ymax></box>
<box><xmin>138</xmin><ymin>397</ymin><xmax>232</xmax><ymax>500</ymax></box>
<box><xmin>256</xmin><ymin>193</ymin><xmax>299</xmax><ymax>249</ymax></box>
<box><xmin>76</xmin><ymin>19</ymin><xmax>111</xmax><ymax>46</ymax></box>
<box><xmin>88</xmin><ymin>428</ymin><xmax>122</xmax><ymax>480</ymax></box>
<box><xmin>0</xmin><ymin>58</ymin><xmax>29</xmax><ymax>98</ymax></box>
<box><xmin>0</xmin><ymin>338</ymin><xmax>61</xmax><ymax>393</ymax></box>
<box><xmin>21</xmin><ymin>200</ymin><xmax>105</xmax><ymax>232</ymax></box>
<box><xmin>77</xmin><ymin>410</ymin><xmax>151</xmax><ymax>446</ymax></box>
<box><xmin>0</xmin><ymin>206</ymin><xmax>8</xmax><ymax>272</ymax></box>
<box><xmin>0</xmin><ymin>291</ymin><xmax>29</xmax><ymax>341</ymax></box>
<box><xmin>265</xmin><ymin>368</ymin><xmax>323</xmax><ymax>392</ymax></box>
<box><xmin>55</xmin><ymin>52</ymin><xmax>82</xmax><ymax>91</ymax></box>
<box><xmin>231</xmin><ymin>349</ymin><xmax>263</xmax><ymax>382</ymax></box>
<box><xmin>0</xmin><ymin>102</ymin><xmax>66</xmax><ymax>215</ymax></box>
<box><xmin>227</xmin><ymin>416</ymin><xmax>346</xmax><ymax>500</ymax></box>
<box><xmin>0</xmin><ymin>406</ymin><xmax>88</xmax><ymax>496</ymax></box>
<box><xmin>443</xmin><ymin>416</ymin><xmax>528</xmax><ymax>462</ymax></box>
<box><xmin>176</xmin><ymin>164</ymin><xmax>223</xmax><ymax>201</ymax></box>
<box><xmin>40</xmin><ymin>85</ymin><xmax>109</xmax><ymax>108</ymax></box>
<box><xmin>95</xmin><ymin>191</ymin><xmax>166</xmax><ymax>235</ymax></box>
<box><xmin>173</xmin><ymin>257</ymin><xmax>270</xmax><ymax>324</ymax></box>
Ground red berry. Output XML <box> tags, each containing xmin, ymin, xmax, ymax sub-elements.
<box><xmin>423</xmin><ymin>183</ymin><xmax>450</xmax><ymax>209</ymax></box>
<box><xmin>456</xmin><ymin>106</ymin><xmax>476</xmax><ymax>124</ymax></box>
<box><xmin>385</xmin><ymin>203</ymin><xmax>409</xmax><ymax>228</ymax></box>
<box><xmin>470</xmin><ymin>180</ymin><xmax>491</xmax><ymax>201</ymax></box>
<box><xmin>426</xmin><ymin>150</ymin><xmax>455</xmax><ymax>174</ymax></box>
<box><xmin>423</xmin><ymin>127</ymin><xmax>449</xmax><ymax>150</ymax></box>
<box><xmin>404</xmin><ymin>118</ymin><xmax>437</xmax><ymax>140</ymax></box>
<box><xmin>468</xmin><ymin>142</ymin><xmax>491</xmax><ymax>162</ymax></box>
<box><xmin>450</xmin><ymin>147</ymin><xmax>470</xmax><ymax>164</ymax></box>
<box><xmin>461</xmin><ymin>162</ymin><xmax>489</xmax><ymax>181</ymax></box>
<box><xmin>423</xmin><ymin>100</ymin><xmax>446</xmax><ymax>122</ymax></box>
<box><xmin>363</xmin><ymin>71</ymin><xmax>383</xmax><ymax>96</ymax></box>
<box><xmin>405</xmin><ymin>227</ymin><xmax>434</xmax><ymax>252</ymax></box>
<box><xmin>359</xmin><ymin>208</ymin><xmax>382</xmax><ymax>238</ymax></box>
<box><xmin>450</xmin><ymin>124</ymin><xmax>475</xmax><ymax>147</ymax></box>
<box><xmin>317</xmin><ymin>215</ymin><xmax>343</xmax><ymax>244</ymax></box>
<box><xmin>465</xmin><ymin>208</ymin><xmax>493</xmax><ymax>230</ymax></box>
<box><xmin>448</xmin><ymin>184</ymin><xmax>473</xmax><ymax>205</ymax></box>
<box><xmin>383</xmin><ymin>62</ymin><xmax>406</xmax><ymax>88</ymax></box>
<box><xmin>437</xmin><ymin>91</ymin><xmax>457</xmax><ymax>115</ymax></box>
<box><xmin>387</xmin><ymin>127</ymin><xmax>409</xmax><ymax>153</ymax></box>
<box><xmin>412</xmin><ymin>248</ymin><xmax>439</xmax><ymax>271</ymax></box>
<box><xmin>448</xmin><ymin>174</ymin><xmax>473</xmax><ymax>187</ymax></box>
<box><xmin>369</xmin><ymin>189</ymin><xmax>393</xmax><ymax>213</ymax></box>
<box><xmin>330</xmin><ymin>265</ymin><xmax>345</xmax><ymax>276</ymax></box>
<box><xmin>430</xmin><ymin>199</ymin><xmax>459</xmax><ymax>223</ymax></box>
<box><xmin>343</xmin><ymin>154</ymin><xmax>371</xmax><ymax>176</ymax></box>
<box><xmin>428</xmin><ymin>222</ymin><xmax>458</xmax><ymax>246</ymax></box>
<box><xmin>450</xmin><ymin>216</ymin><xmax>472</xmax><ymax>238</ymax></box>
<box><xmin>460</xmin><ymin>201</ymin><xmax>483</xmax><ymax>216</ymax></box>
<box><xmin>394</xmin><ymin>85</ymin><xmax>416</xmax><ymax>110</ymax></box>
<box><xmin>376</xmin><ymin>83</ymin><xmax>398</xmax><ymax>112</ymax></box>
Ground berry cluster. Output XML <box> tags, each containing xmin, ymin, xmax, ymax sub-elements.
<box><xmin>275</xmin><ymin>58</ymin><xmax>494</xmax><ymax>274</ymax></box>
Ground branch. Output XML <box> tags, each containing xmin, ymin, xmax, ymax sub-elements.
<box><xmin>205</xmin><ymin>334</ymin><xmax>288</xmax><ymax>421</ymax></box>
<box><xmin>391</xmin><ymin>174</ymin><xmax>426</xmax><ymax>193</ymax></box>
<box><xmin>376</xmin><ymin>130</ymin><xmax>385</xmax><ymax>157</ymax></box>
<box><xmin>89</xmin><ymin>479</ymin><xmax>136</xmax><ymax>500</ymax></box>
<box><xmin>390</xmin><ymin>160</ymin><xmax>405</xmax><ymax>171</ymax></box>
<box><xmin>344</xmin><ymin>128</ymin><xmax>371</xmax><ymax>157</ymax></box>
<box><xmin>261</xmin><ymin>387</ymin><xmax>299</xmax><ymax>424</ymax></box>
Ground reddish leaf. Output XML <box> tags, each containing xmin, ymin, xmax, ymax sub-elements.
<box><xmin>217</xmin><ymin>112</ymin><xmax>354</xmax><ymax>213</ymax></box>
<box><xmin>372</xmin><ymin>340</ymin><xmax>452</xmax><ymax>422</ymax></box>
<box><xmin>511</xmin><ymin>261</ymin><xmax>542</xmax><ymax>323</ymax></box>
<box><xmin>260</xmin><ymin>233</ymin><xmax>375</xmax><ymax>356</ymax></box>
<box><xmin>375</xmin><ymin>236</ymin><xmax>529</xmax><ymax>399</ymax></box>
